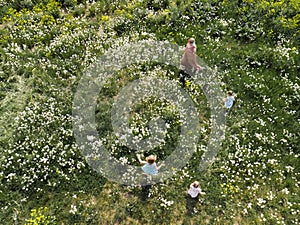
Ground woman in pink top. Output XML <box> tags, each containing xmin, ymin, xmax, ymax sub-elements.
<box><xmin>181</xmin><ymin>38</ymin><xmax>202</xmax><ymax>71</ymax></box>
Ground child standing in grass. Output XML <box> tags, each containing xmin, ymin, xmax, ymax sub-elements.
<box><xmin>188</xmin><ymin>181</ymin><xmax>206</xmax><ymax>198</ymax></box>
<box><xmin>136</xmin><ymin>154</ymin><xmax>164</xmax><ymax>176</ymax></box>
<box><xmin>136</xmin><ymin>153</ymin><xmax>164</xmax><ymax>201</ymax></box>
<box><xmin>224</xmin><ymin>90</ymin><xmax>235</xmax><ymax>109</ymax></box>
<box><xmin>186</xmin><ymin>181</ymin><xmax>206</xmax><ymax>215</ymax></box>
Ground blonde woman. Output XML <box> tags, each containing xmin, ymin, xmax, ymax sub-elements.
<box><xmin>181</xmin><ymin>38</ymin><xmax>202</xmax><ymax>71</ymax></box>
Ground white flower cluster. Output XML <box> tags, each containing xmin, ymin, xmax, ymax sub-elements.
<box><xmin>159</xmin><ymin>197</ymin><xmax>174</xmax><ymax>209</ymax></box>
<box><xmin>0</xmin><ymin>98</ymin><xmax>84</xmax><ymax>193</ymax></box>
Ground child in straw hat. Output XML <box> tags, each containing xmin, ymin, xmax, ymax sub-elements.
<box><xmin>136</xmin><ymin>154</ymin><xmax>164</xmax><ymax>176</ymax></box>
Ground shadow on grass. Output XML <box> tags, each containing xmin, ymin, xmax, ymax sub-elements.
<box><xmin>185</xmin><ymin>195</ymin><xmax>199</xmax><ymax>217</ymax></box>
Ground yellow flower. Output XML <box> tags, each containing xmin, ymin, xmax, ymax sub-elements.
<box><xmin>101</xmin><ymin>15</ymin><xmax>109</xmax><ymax>22</ymax></box>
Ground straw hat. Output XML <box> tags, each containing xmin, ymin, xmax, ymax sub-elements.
<box><xmin>146</xmin><ymin>155</ymin><xmax>157</xmax><ymax>161</ymax></box>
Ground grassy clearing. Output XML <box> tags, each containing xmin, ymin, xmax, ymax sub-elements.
<box><xmin>0</xmin><ymin>0</ymin><xmax>299</xmax><ymax>224</ymax></box>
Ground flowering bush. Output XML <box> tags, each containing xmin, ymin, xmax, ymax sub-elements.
<box><xmin>0</xmin><ymin>97</ymin><xmax>85</xmax><ymax>194</ymax></box>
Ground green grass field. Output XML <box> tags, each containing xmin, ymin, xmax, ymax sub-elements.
<box><xmin>0</xmin><ymin>0</ymin><xmax>299</xmax><ymax>224</ymax></box>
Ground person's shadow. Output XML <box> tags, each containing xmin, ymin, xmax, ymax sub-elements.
<box><xmin>185</xmin><ymin>195</ymin><xmax>199</xmax><ymax>216</ymax></box>
<box><xmin>140</xmin><ymin>184</ymin><xmax>152</xmax><ymax>202</ymax></box>
<box><xmin>180</xmin><ymin>195</ymin><xmax>199</xmax><ymax>225</ymax></box>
